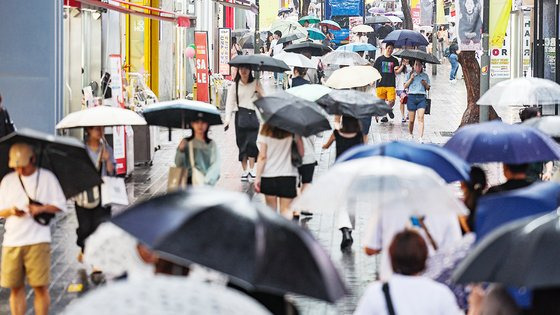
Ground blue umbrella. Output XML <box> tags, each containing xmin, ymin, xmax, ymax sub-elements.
<box><xmin>336</xmin><ymin>141</ymin><xmax>471</xmax><ymax>183</ymax></box>
<box><xmin>383</xmin><ymin>30</ymin><xmax>429</xmax><ymax>47</ymax></box>
<box><xmin>336</xmin><ymin>43</ymin><xmax>377</xmax><ymax>52</ymax></box>
<box><xmin>307</xmin><ymin>28</ymin><xmax>326</xmax><ymax>40</ymax></box>
<box><xmin>443</xmin><ymin>121</ymin><xmax>560</xmax><ymax>164</ymax></box>
<box><xmin>475</xmin><ymin>181</ymin><xmax>560</xmax><ymax>241</ymax></box>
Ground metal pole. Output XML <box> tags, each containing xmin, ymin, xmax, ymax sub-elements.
<box><xmin>254</xmin><ymin>0</ymin><xmax>260</xmax><ymax>80</ymax></box>
<box><xmin>479</xmin><ymin>0</ymin><xmax>491</xmax><ymax>122</ymax></box>
<box><xmin>511</xmin><ymin>4</ymin><xmax>524</xmax><ymax>79</ymax></box>
<box><xmin>432</xmin><ymin>0</ymin><xmax>437</xmax><ymax>75</ymax></box>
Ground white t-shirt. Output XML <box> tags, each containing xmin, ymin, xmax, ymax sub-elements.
<box><xmin>0</xmin><ymin>169</ymin><xmax>68</xmax><ymax>247</ymax></box>
<box><xmin>395</xmin><ymin>64</ymin><xmax>411</xmax><ymax>91</ymax></box>
<box><xmin>301</xmin><ymin>136</ymin><xmax>316</xmax><ymax>165</ymax></box>
<box><xmin>257</xmin><ymin>135</ymin><xmax>297</xmax><ymax>177</ymax></box>
<box><xmin>272</xmin><ymin>41</ymin><xmax>283</xmax><ymax>57</ymax></box>
<box><xmin>354</xmin><ymin>274</ymin><xmax>462</xmax><ymax>315</ymax></box>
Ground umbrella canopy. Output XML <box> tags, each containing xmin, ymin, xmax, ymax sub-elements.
<box><xmin>0</xmin><ymin>129</ymin><xmax>102</xmax><ymax>199</ymax></box>
<box><xmin>383</xmin><ymin>30</ymin><xmax>429</xmax><ymax>47</ymax></box>
<box><xmin>232</xmin><ymin>29</ymin><xmax>251</xmax><ymax>38</ymax></box>
<box><xmin>443</xmin><ymin>121</ymin><xmax>560</xmax><ymax>164</ymax></box>
<box><xmin>385</xmin><ymin>11</ymin><xmax>405</xmax><ymax>18</ymax></box>
<box><xmin>475</xmin><ymin>181</ymin><xmax>560</xmax><ymax>241</ymax></box>
<box><xmin>254</xmin><ymin>92</ymin><xmax>331</xmax><ymax>137</ymax></box>
<box><xmin>316</xmin><ymin>89</ymin><xmax>391</xmax><ymax>118</ymax></box>
<box><xmin>56</xmin><ymin>106</ymin><xmax>147</xmax><ymax>129</ymax></box>
<box><xmin>277</xmin><ymin>29</ymin><xmax>307</xmax><ymax>44</ymax></box>
<box><xmin>273</xmin><ymin>52</ymin><xmax>316</xmax><ymax>69</ymax></box>
<box><xmin>143</xmin><ymin>99</ymin><xmax>222</xmax><ymax>129</ymax></box>
<box><xmin>453</xmin><ymin>211</ymin><xmax>560</xmax><ymax>288</ymax></box>
<box><xmin>286</xmin><ymin>84</ymin><xmax>332</xmax><ymax>101</ymax></box>
<box><xmin>307</xmin><ymin>27</ymin><xmax>326</xmax><ymax>40</ymax></box>
<box><xmin>393</xmin><ymin>49</ymin><xmax>440</xmax><ymax>64</ymax></box>
<box><xmin>477</xmin><ymin>77</ymin><xmax>560</xmax><ymax>107</ymax></box>
<box><xmin>386</xmin><ymin>15</ymin><xmax>403</xmax><ymax>23</ymax></box>
<box><xmin>336</xmin><ymin>141</ymin><xmax>471</xmax><ymax>183</ymax></box>
<box><xmin>284</xmin><ymin>41</ymin><xmax>332</xmax><ymax>56</ymax></box>
<box><xmin>523</xmin><ymin>116</ymin><xmax>560</xmax><ymax>140</ymax></box>
<box><xmin>368</xmin><ymin>7</ymin><xmax>386</xmax><ymax>14</ymax></box>
<box><xmin>112</xmin><ymin>189</ymin><xmax>348</xmax><ymax>302</ymax></box>
<box><xmin>269</xmin><ymin>20</ymin><xmax>304</xmax><ymax>36</ymax></box>
<box><xmin>62</xmin><ymin>275</ymin><xmax>272</xmax><ymax>315</ymax></box>
<box><xmin>292</xmin><ymin>156</ymin><xmax>469</xmax><ymax>217</ymax></box>
<box><xmin>229</xmin><ymin>55</ymin><xmax>290</xmax><ymax>73</ymax></box>
<box><xmin>351</xmin><ymin>24</ymin><xmax>374</xmax><ymax>33</ymax></box>
<box><xmin>319</xmin><ymin>19</ymin><xmax>341</xmax><ymax>30</ymax></box>
<box><xmin>336</xmin><ymin>43</ymin><xmax>377</xmax><ymax>52</ymax></box>
<box><xmin>299</xmin><ymin>15</ymin><xmax>320</xmax><ymax>25</ymax></box>
<box><xmin>321</xmin><ymin>50</ymin><xmax>369</xmax><ymax>66</ymax></box>
<box><xmin>365</xmin><ymin>15</ymin><xmax>391</xmax><ymax>24</ymax></box>
<box><xmin>325</xmin><ymin>66</ymin><xmax>381</xmax><ymax>89</ymax></box>
<box><xmin>277</xmin><ymin>7</ymin><xmax>292</xmax><ymax>15</ymax></box>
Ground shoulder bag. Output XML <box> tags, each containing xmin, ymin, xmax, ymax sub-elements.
<box><xmin>188</xmin><ymin>140</ymin><xmax>206</xmax><ymax>186</ymax></box>
<box><xmin>18</xmin><ymin>169</ymin><xmax>55</xmax><ymax>226</ymax></box>
<box><xmin>382</xmin><ymin>282</ymin><xmax>396</xmax><ymax>315</ymax></box>
<box><xmin>235</xmin><ymin>81</ymin><xmax>260</xmax><ymax>130</ymax></box>
<box><xmin>424</xmin><ymin>90</ymin><xmax>431</xmax><ymax>115</ymax></box>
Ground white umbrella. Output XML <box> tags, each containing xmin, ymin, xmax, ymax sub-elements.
<box><xmin>62</xmin><ymin>275</ymin><xmax>272</xmax><ymax>315</ymax></box>
<box><xmin>286</xmin><ymin>84</ymin><xmax>332</xmax><ymax>101</ymax></box>
<box><xmin>273</xmin><ymin>52</ymin><xmax>317</xmax><ymax>68</ymax></box>
<box><xmin>269</xmin><ymin>19</ymin><xmax>305</xmax><ymax>35</ymax></box>
<box><xmin>56</xmin><ymin>106</ymin><xmax>147</xmax><ymax>129</ymax></box>
<box><xmin>292</xmin><ymin>156</ymin><xmax>468</xmax><ymax>216</ymax></box>
<box><xmin>325</xmin><ymin>66</ymin><xmax>381</xmax><ymax>89</ymax></box>
<box><xmin>351</xmin><ymin>24</ymin><xmax>374</xmax><ymax>33</ymax></box>
<box><xmin>477</xmin><ymin>77</ymin><xmax>560</xmax><ymax>107</ymax></box>
<box><xmin>386</xmin><ymin>15</ymin><xmax>403</xmax><ymax>23</ymax></box>
<box><xmin>321</xmin><ymin>50</ymin><xmax>369</xmax><ymax>66</ymax></box>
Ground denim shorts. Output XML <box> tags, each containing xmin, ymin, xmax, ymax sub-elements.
<box><xmin>407</xmin><ymin>94</ymin><xmax>427</xmax><ymax>111</ymax></box>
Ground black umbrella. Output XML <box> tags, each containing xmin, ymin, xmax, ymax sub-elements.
<box><xmin>284</xmin><ymin>41</ymin><xmax>332</xmax><ymax>56</ymax></box>
<box><xmin>142</xmin><ymin>99</ymin><xmax>223</xmax><ymax>128</ymax></box>
<box><xmin>111</xmin><ymin>189</ymin><xmax>348</xmax><ymax>302</ymax></box>
<box><xmin>393</xmin><ymin>49</ymin><xmax>441</xmax><ymax>64</ymax></box>
<box><xmin>0</xmin><ymin>129</ymin><xmax>102</xmax><ymax>199</ymax></box>
<box><xmin>316</xmin><ymin>89</ymin><xmax>392</xmax><ymax>117</ymax></box>
<box><xmin>229</xmin><ymin>55</ymin><xmax>290</xmax><ymax>73</ymax></box>
<box><xmin>254</xmin><ymin>92</ymin><xmax>331</xmax><ymax>136</ymax></box>
<box><xmin>453</xmin><ymin>211</ymin><xmax>560</xmax><ymax>288</ymax></box>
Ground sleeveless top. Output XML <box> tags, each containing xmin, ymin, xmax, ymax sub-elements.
<box><xmin>334</xmin><ymin>130</ymin><xmax>363</xmax><ymax>158</ymax></box>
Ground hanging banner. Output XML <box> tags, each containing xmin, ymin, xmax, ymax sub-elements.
<box><xmin>194</xmin><ymin>31</ymin><xmax>210</xmax><ymax>102</ymax></box>
<box><xmin>259</xmin><ymin>0</ymin><xmax>279</xmax><ymax>30</ymax></box>
<box><xmin>420</xmin><ymin>0</ymin><xmax>433</xmax><ymax>26</ymax></box>
<box><xmin>489</xmin><ymin>0</ymin><xmax>512</xmax><ymax>48</ymax></box>
<box><xmin>218</xmin><ymin>28</ymin><xmax>231</xmax><ymax>76</ymax></box>
<box><xmin>490</xmin><ymin>26</ymin><xmax>510</xmax><ymax>78</ymax></box>
<box><xmin>108</xmin><ymin>54</ymin><xmax>127</xmax><ymax>175</ymax></box>
<box><xmin>522</xmin><ymin>12</ymin><xmax>531</xmax><ymax>76</ymax></box>
<box><xmin>436</xmin><ymin>0</ymin><xmax>446</xmax><ymax>24</ymax></box>
<box><xmin>455</xmin><ymin>0</ymin><xmax>483</xmax><ymax>51</ymax></box>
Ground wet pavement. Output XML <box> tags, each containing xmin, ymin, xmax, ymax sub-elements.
<box><xmin>0</xmin><ymin>64</ymin><xmax>503</xmax><ymax>314</ymax></box>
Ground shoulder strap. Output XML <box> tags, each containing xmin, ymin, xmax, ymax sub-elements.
<box><xmin>382</xmin><ymin>282</ymin><xmax>396</xmax><ymax>315</ymax></box>
<box><xmin>188</xmin><ymin>140</ymin><xmax>196</xmax><ymax>169</ymax></box>
<box><xmin>18</xmin><ymin>175</ymin><xmax>33</xmax><ymax>203</ymax></box>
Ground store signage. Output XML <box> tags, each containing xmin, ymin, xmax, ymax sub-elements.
<box><xmin>218</xmin><ymin>28</ymin><xmax>231</xmax><ymax>76</ymax></box>
<box><xmin>194</xmin><ymin>31</ymin><xmax>210</xmax><ymax>102</ymax></box>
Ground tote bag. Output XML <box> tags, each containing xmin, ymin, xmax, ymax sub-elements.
<box><xmin>167</xmin><ymin>167</ymin><xmax>188</xmax><ymax>191</ymax></box>
<box><xmin>101</xmin><ymin>176</ymin><xmax>129</xmax><ymax>207</ymax></box>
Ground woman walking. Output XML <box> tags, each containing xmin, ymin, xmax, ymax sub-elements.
<box><xmin>404</xmin><ymin>59</ymin><xmax>430</xmax><ymax>142</ymax></box>
<box><xmin>437</xmin><ymin>25</ymin><xmax>448</xmax><ymax>61</ymax></box>
<box><xmin>395</xmin><ymin>58</ymin><xmax>411</xmax><ymax>123</ymax></box>
<box><xmin>254</xmin><ymin>124</ymin><xmax>303</xmax><ymax>219</ymax></box>
<box><xmin>225</xmin><ymin>65</ymin><xmax>264</xmax><ymax>181</ymax></box>
<box><xmin>175</xmin><ymin>118</ymin><xmax>221</xmax><ymax>186</ymax></box>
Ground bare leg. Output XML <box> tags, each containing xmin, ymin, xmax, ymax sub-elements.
<box><xmin>264</xmin><ymin>195</ymin><xmax>278</xmax><ymax>212</ymax></box>
<box><xmin>363</xmin><ymin>134</ymin><xmax>368</xmax><ymax>144</ymax></box>
<box><xmin>416</xmin><ymin>108</ymin><xmax>426</xmax><ymax>138</ymax></box>
<box><xmin>408</xmin><ymin>110</ymin><xmax>416</xmax><ymax>135</ymax></box>
<box><xmin>10</xmin><ymin>287</ymin><xmax>26</xmax><ymax>315</ymax></box>
<box><xmin>300</xmin><ymin>183</ymin><xmax>311</xmax><ymax>193</ymax></box>
<box><xmin>241</xmin><ymin>157</ymin><xmax>248</xmax><ymax>171</ymax></box>
<box><xmin>33</xmin><ymin>286</ymin><xmax>50</xmax><ymax>315</ymax></box>
<box><xmin>279</xmin><ymin>198</ymin><xmax>294</xmax><ymax>219</ymax></box>
<box><xmin>248</xmin><ymin>157</ymin><xmax>256</xmax><ymax>170</ymax></box>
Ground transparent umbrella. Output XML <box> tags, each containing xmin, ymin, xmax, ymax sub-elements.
<box><xmin>321</xmin><ymin>50</ymin><xmax>369</xmax><ymax>66</ymax></box>
<box><xmin>477</xmin><ymin>77</ymin><xmax>560</xmax><ymax>107</ymax></box>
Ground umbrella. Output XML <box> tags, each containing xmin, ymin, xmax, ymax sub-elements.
<box><xmin>292</xmin><ymin>156</ymin><xmax>469</xmax><ymax>217</ymax></box>
<box><xmin>229</xmin><ymin>55</ymin><xmax>290</xmax><ymax>73</ymax></box>
<box><xmin>368</xmin><ymin>7</ymin><xmax>386</xmax><ymax>14</ymax></box>
<box><xmin>284</xmin><ymin>41</ymin><xmax>332</xmax><ymax>56</ymax></box>
<box><xmin>277</xmin><ymin>7</ymin><xmax>292</xmax><ymax>16</ymax></box>
<box><xmin>453</xmin><ymin>211</ymin><xmax>560</xmax><ymax>288</ymax></box>
<box><xmin>143</xmin><ymin>99</ymin><xmax>222</xmax><ymax>129</ymax></box>
<box><xmin>477</xmin><ymin>77</ymin><xmax>560</xmax><ymax>107</ymax></box>
<box><xmin>383</xmin><ymin>30</ymin><xmax>429</xmax><ymax>47</ymax></box>
<box><xmin>385</xmin><ymin>11</ymin><xmax>405</xmax><ymax>18</ymax></box>
<box><xmin>443</xmin><ymin>121</ymin><xmax>560</xmax><ymax>164</ymax></box>
<box><xmin>475</xmin><ymin>181</ymin><xmax>560</xmax><ymax>240</ymax></box>
<box><xmin>336</xmin><ymin>43</ymin><xmax>377</xmax><ymax>52</ymax></box>
<box><xmin>286</xmin><ymin>84</ymin><xmax>332</xmax><ymax>101</ymax></box>
<box><xmin>111</xmin><ymin>189</ymin><xmax>348</xmax><ymax>302</ymax></box>
<box><xmin>365</xmin><ymin>15</ymin><xmax>391</xmax><ymax>24</ymax></box>
<box><xmin>269</xmin><ymin>20</ymin><xmax>304</xmax><ymax>36</ymax></box>
<box><xmin>319</xmin><ymin>19</ymin><xmax>341</xmax><ymax>31</ymax></box>
<box><xmin>298</xmin><ymin>15</ymin><xmax>320</xmax><ymax>25</ymax></box>
<box><xmin>55</xmin><ymin>106</ymin><xmax>147</xmax><ymax>129</ymax></box>
<box><xmin>62</xmin><ymin>275</ymin><xmax>272</xmax><ymax>315</ymax></box>
<box><xmin>393</xmin><ymin>49</ymin><xmax>441</xmax><ymax>64</ymax></box>
<box><xmin>523</xmin><ymin>116</ymin><xmax>560</xmax><ymax>140</ymax></box>
<box><xmin>232</xmin><ymin>29</ymin><xmax>251</xmax><ymax>38</ymax></box>
<box><xmin>254</xmin><ymin>92</ymin><xmax>331</xmax><ymax>137</ymax></box>
<box><xmin>273</xmin><ymin>52</ymin><xmax>316</xmax><ymax>69</ymax></box>
<box><xmin>351</xmin><ymin>24</ymin><xmax>374</xmax><ymax>33</ymax></box>
<box><xmin>386</xmin><ymin>15</ymin><xmax>403</xmax><ymax>23</ymax></box>
<box><xmin>325</xmin><ymin>66</ymin><xmax>381</xmax><ymax>89</ymax></box>
<box><xmin>307</xmin><ymin>28</ymin><xmax>326</xmax><ymax>40</ymax></box>
<box><xmin>321</xmin><ymin>50</ymin><xmax>369</xmax><ymax>66</ymax></box>
<box><xmin>277</xmin><ymin>29</ymin><xmax>307</xmax><ymax>44</ymax></box>
<box><xmin>238</xmin><ymin>31</ymin><xmax>268</xmax><ymax>49</ymax></box>
<box><xmin>316</xmin><ymin>89</ymin><xmax>391</xmax><ymax>118</ymax></box>
<box><xmin>336</xmin><ymin>141</ymin><xmax>471</xmax><ymax>183</ymax></box>
<box><xmin>0</xmin><ymin>129</ymin><xmax>102</xmax><ymax>199</ymax></box>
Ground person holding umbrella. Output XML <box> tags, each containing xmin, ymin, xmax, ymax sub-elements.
<box><xmin>403</xmin><ymin>59</ymin><xmax>430</xmax><ymax>142</ymax></box>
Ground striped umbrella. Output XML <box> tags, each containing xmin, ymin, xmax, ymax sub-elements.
<box><xmin>319</xmin><ymin>19</ymin><xmax>341</xmax><ymax>31</ymax></box>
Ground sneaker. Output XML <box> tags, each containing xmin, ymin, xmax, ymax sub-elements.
<box><xmin>248</xmin><ymin>171</ymin><xmax>256</xmax><ymax>181</ymax></box>
<box><xmin>388</xmin><ymin>111</ymin><xmax>395</xmax><ymax>119</ymax></box>
<box><xmin>380</xmin><ymin>117</ymin><xmax>389</xmax><ymax>123</ymax></box>
<box><xmin>418</xmin><ymin>137</ymin><xmax>424</xmax><ymax>143</ymax></box>
<box><xmin>241</xmin><ymin>171</ymin><xmax>249</xmax><ymax>182</ymax></box>
<box><xmin>401</xmin><ymin>118</ymin><xmax>406</xmax><ymax>123</ymax></box>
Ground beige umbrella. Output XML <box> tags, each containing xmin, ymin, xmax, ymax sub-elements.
<box><xmin>325</xmin><ymin>66</ymin><xmax>381</xmax><ymax>89</ymax></box>
<box><xmin>351</xmin><ymin>24</ymin><xmax>374</xmax><ymax>33</ymax></box>
<box><xmin>56</xmin><ymin>105</ymin><xmax>146</xmax><ymax>129</ymax></box>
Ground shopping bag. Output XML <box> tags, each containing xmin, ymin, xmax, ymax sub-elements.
<box><xmin>101</xmin><ymin>176</ymin><xmax>129</xmax><ymax>207</ymax></box>
<box><xmin>168</xmin><ymin>167</ymin><xmax>189</xmax><ymax>191</ymax></box>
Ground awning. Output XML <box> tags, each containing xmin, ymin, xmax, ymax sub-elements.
<box><xmin>212</xmin><ymin>0</ymin><xmax>258</xmax><ymax>14</ymax></box>
<box><xmin>77</xmin><ymin>0</ymin><xmax>195</xmax><ymax>27</ymax></box>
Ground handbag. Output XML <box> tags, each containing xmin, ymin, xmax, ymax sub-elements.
<box><xmin>291</xmin><ymin>137</ymin><xmax>303</xmax><ymax>167</ymax></box>
<box><xmin>188</xmin><ymin>140</ymin><xmax>206</xmax><ymax>186</ymax></box>
<box><xmin>236</xmin><ymin>107</ymin><xmax>259</xmax><ymax>129</ymax></box>
<box><xmin>167</xmin><ymin>167</ymin><xmax>189</xmax><ymax>191</ymax></box>
<box><xmin>425</xmin><ymin>91</ymin><xmax>431</xmax><ymax>115</ymax></box>
<box><xmin>101</xmin><ymin>176</ymin><xmax>129</xmax><ymax>207</ymax></box>
<box><xmin>18</xmin><ymin>172</ymin><xmax>55</xmax><ymax>226</ymax></box>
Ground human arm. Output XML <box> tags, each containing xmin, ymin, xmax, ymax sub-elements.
<box><xmin>254</xmin><ymin>141</ymin><xmax>268</xmax><ymax>193</ymax></box>
<box><xmin>394</xmin><ymin>59</ymin><xmax>407</xmax><ymax>74</ymax></box>
<box><xmin>403</xmin><ymin>72</ymin><xmax>415</xmax><ymax>89</ymax></box>
<box><xmin>0</xmin><ymin>207</ymin><xmax>25</xmax><ymax>218</ymax></box>
<box><xmin>101</xmin><ymin>143</ymin><xmax>115</xmax><ymax>175</ymax></box>
<box><xmin>542</xmin><ymin>161</ymin><xmax>554</xmax><ymax>180</ymax></box>
<box><xmin>175</xmin><ymin>140</ymin><xmax>188</xmax><ymax>168</ymax></box>
<box><xmin>322</xmin><ymin>132</ymin><xmax>335</xmax><ymax>149</ymax></box>
<box><xmin>204</xmin><ymin>141</ymin><xmax>221</xmax><ymax>186</ymax></box>
<box><xmin>224</xmin><ymin>83</ymin><xmax>237</xmax><ymax>129</ymax></box>
<box><xmin>393</xmin><ymin>58</ymin><xmax>402</xmax><ymax>74</ymax></box>
<box><xmin>295</xmin><ymin>135</ymin><xmax>304</xmax><ymax>156</ymax></box>
<box><xmin>29</xmin><ymin>203</ymin><xmax>63</xmax><ymax>216</ymax></box>
<box><xmin>255</xmin><ymin>80</ymin><xmax>265</xmax><ymax>98</ymax></box>
<box><xmin>421</xmin><ymin>74</ymin><xmax>431</xmax><ymax>91</ymax></box>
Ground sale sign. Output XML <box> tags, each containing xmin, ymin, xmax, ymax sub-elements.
<box><xmin>194</xmin><ymin>31</ymin><xmax>210</xmax><ymax>102</ymax></box>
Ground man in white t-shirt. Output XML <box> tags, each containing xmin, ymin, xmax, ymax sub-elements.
<box><xmin>269</xmin><ymin>31</ymin><xmax>284</xmax><ymax>85</ymax></box>
<box><xmin>0</xmin><ymin>143</ymin><xmax>67</xmax><ymax>315</ymax></box>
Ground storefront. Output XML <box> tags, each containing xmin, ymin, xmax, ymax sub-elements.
<box><xmin>533</xmin><ymin>0</ymin><xmax>560</xmax><ymax>83</ymax></box>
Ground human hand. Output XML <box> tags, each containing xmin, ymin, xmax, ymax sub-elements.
<box><xmin>254</xmin><ymin>178</ymin><xmax>261</xmax><ymax>193</ymax></box>
<box><xmin>29</xmin><ymin>204</ymin><xmax>44</xmax><ymax>216</ymax></box>
<box><xmin>542</xmin><ymin>171</ymin><xmax>552</xmax><ymax>181</ymax></box>
<box><xmin>10</xmin><ymin>207</ymin><xmax>26</xmax><ymax>217</ymax></box>
<box><xmin>467</xmin><ymin>284</ymin><xmax>485</xmax><ymax>313</ymax></box>
<box><xmin>322</xmin><ymin>144</ymin><xmax>329</xmax><ymax>150</ymax></box>
<box><xmin>101</xmin><ymin>146</ymin><xmax>111</xmax><ymax>162</ymax></box>
<box><xmin>223</xmin><ymin>121</ymin><xmax>230</xmax><ymax>132</ymax></box>
<box><xmin>178</xmin><ymin>139</ymin><xmax>188</xmax><ymax>152</ymax></box>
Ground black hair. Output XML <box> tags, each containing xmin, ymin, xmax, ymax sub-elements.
<box><xmin>385</xmin><ymin>42</ymin><xmax>395</xmax><ymax>48</ymax></box>
<box><xmin>234</xmin><ymin>66</ymin><xmax>255</xmax><ymax>106</ymax></box>
<box><xmin>505</xmin><ymin>163</ymin><xmax>529</xmax><ymax>174</ymax></box>
<box><xmin>465</xmin><ymin>166</ymin><xmax>487</xmax><ymax>231</ymax></box>
<box><xmin>274</xmin><ymin>30</ymin><xmax>282</xmax><ymax>38</ymax></box>
<box><xmin>340</xmin><ymin>115</ymin><xmax>362</xmax><ymax>134</ymax></box>
<box><xmin>294</xmin><ymin>67</ymin><xmax>307</xmax><ymax>76</ymax></box>
<box><xmin>519</xmin><ymin>107</ymin><xmax>540</xmax><ymax>122</ymax></box>
<box><xmin>186</xmin><ymin>119</ymin><xmax>212</xmax><ymax>144</ymax></box>
<box><xmin>231</xmin><ymin>37</ymin><xmax>238</xmax><ymax>45</ymax></box>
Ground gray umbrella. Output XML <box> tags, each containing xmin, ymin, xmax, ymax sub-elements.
<box><xmin>452</xmin><ymin>211</ymin><xmax>560</xmax><ymax>288</ymax></box>
<box><xmin>393</xmin><ymin>49</ymin><xmax>441</xmax><ymax>64</ymax></box>
<box><xmin>523</xmin><ymin>116</ymin><xmax>560</xmax><ymax>140</ymax></box>
<box><xmin>365</xmin><ymin>15</ymin><xmax>392</xmax><ymax>24</ymax></box>
<box><xmin>316</xmin><ymin>89</ymin><xmax>392</xmax><ymax>117</ymax></box>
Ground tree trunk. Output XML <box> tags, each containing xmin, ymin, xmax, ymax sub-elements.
<box><xmin>458</xmin><ymin>51</ymin><xmax>499</xmax><ymax>127</ymax></box>
<box><xmin>401</xmin><ymin>0</ymin><xmax>413</xmax><ymax>30</ymax></box>
<box><xmin>301</xmin><ymin>0</ymin><xmax>311</xmax><ymax>17</ymax></box>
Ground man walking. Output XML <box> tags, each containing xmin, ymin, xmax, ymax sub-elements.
<box><xmin>374</xmin><ymin>43</ymin><xmax>402</xmax><ymax>122</ymax></box>
<box><xmin>0</xmin><ymin>143</ymin><xmax>67</xmax><ymax>315</ymax></box>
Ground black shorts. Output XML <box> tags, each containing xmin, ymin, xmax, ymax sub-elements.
<box><xmin>260</xmin><ymin>176</ymin><xmax>297</xmax><ymax>198</ymax></box>
<box><xmin>298</xmin><ymin>163</ymin><xmax>316</xmax><ymax>184</ymax></box>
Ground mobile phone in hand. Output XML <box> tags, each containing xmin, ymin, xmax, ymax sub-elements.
<box><xmin>224</xmin><ymin>125</ymin><xmax>229</xmax><ymax>131</ymax></box>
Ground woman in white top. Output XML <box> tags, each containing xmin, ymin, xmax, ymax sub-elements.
<box><xmin>224</xmin><ymin>66</ymin><xmax>264</xmax><ymax>181</ymax></box>
<box><xmin>254</xmin><ymin>123</ymin><xmax>303</xmax><ymax>219</ymax></box>
<box><xmin>395</xmin><ymin>57</ymin><xmax>411</xmax><ymax>123</ymax></box>
<box><xmin>355</xmin><ymin>230</ymin><xmax>462</xmax><ymax>315</ymax></box>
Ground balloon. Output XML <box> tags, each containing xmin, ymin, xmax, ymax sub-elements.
<box><xmin>189</xmin><ymin>43</ymin><xmax>196</xmax><ymax>49</ymax></box>
<box><xmin>185</xmin><ymin>47</ymin><xmax>195</xmax><ymax>58</ymax></box>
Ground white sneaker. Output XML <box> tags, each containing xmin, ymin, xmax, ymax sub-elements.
<box><xmin>241</xmin><ymin>171</ymin><xmax>249</xmax><ymax>182</ymax></box>
<box><xmin>418</xmin><ymin>137</ymin><xmax>424</xmax><ymax>143</ymax></box>
<box><xmin>248</xmin><ymin>170</ymin><xmax>256</xmax><ymax>181</ymax></box>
